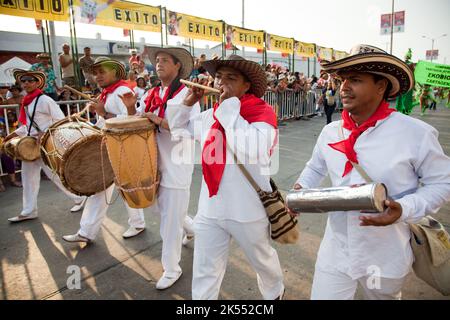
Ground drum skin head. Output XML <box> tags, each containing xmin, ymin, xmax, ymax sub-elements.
<box><xmin>17</xmin><ymin>136</ymin><xmax>40</xmax><ymax>161</ymax></box>
<box><xmin>61</xmin><ymin>134</ymin><xmax>115</xmax><ymax>196</ymax></box>
<box><xmin>41</xmin><ymin>116</ymin><xmax>114</xmax><ymax>196</ymax></box>
<box><xmin>104</xmin><ymin>116</ymin><xmax>155</xmax><ymax>131</ymax></box>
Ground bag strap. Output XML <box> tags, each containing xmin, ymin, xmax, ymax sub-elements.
<box><xmin>338</xmin><ymin>120</ymin><xmax>373</xmax><ymax>183</ymax></box>
<box><xmin>26</xmin><ymin>94</ymin><xmax>43</xmax><ymax>136</ymax></box>
<box><xmin>225</xmin><ymin>141</ymin><xmax>262</xmax><ymax>193</ymax></box>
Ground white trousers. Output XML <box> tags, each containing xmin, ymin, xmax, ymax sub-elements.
<box><xmin>157</xmin><ymin>186</ymin><xmax>191</xmax><ymax>278</ymax></box>
<box><xmin>311</xmin><ymin>267</ymin><xmax>405</xmax><ymax>300</ymax></box>
<box><xmin>192</xmin><ymin>216</ymin><xmax>285</xmax><ymax>300</ymax></box>
<box><xmin>78</xmin><ymin>184</ymin><xmax>145</xmax><ymax>240</ymax></box>
<box><xmin>21</xmin><ymin>159</ymin><xmax>83</xmax><ymax>216</ymax></box>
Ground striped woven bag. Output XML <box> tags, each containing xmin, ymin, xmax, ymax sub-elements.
<box><xmin>228</xmin><ymin>145</ymin><xmax>299</xmax><ymax>244</ymax></box>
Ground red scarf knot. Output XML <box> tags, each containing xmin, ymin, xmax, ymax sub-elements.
<box><xmin>328</xmin><ymin>101</ymin><xmax>395</xmax><ymax>177</ymax></box>
<box><xmin>98</xmin><ymin>80</ymin><xmax>128</xmax><ymax>104</ymax></box>
<box><xmin>19</xmin><ymin>89</ymin><xmax>43</xmax><ymax>125</ymax></box>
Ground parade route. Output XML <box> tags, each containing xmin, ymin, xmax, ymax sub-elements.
<box><xmin>1</xmin><ymin>105</ymin><xmax>449</xmax><ymax>300</ymax></box>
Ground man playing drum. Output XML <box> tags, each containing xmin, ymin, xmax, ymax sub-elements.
<box><xmin>63</xmin><ymin>57</ymin><xmax>146</xmax><ymax>243</ymax></box>
<box><xmin>5</xmin><ymin>69</ymin><xmax>86</xmax><ymax>223</ymax></box>
<box><xmin>292</xmin><ymin>45</ymin><xmax>450</xmax><ymax>299</ymax></box>
<box><xmin>166</xmin><ymin>55</ymin><xmax>285</xmax><ymax>300</ymax></box>
<box><xmin>123</xmin><ymin>47</ymin><xmax>200</xmax><ymax>290</ymax></box>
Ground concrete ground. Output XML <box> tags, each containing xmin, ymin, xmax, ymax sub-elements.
<box><xmin>1</xmin><ymin>104</ymin><xmax>449</xmax><ymax>300</ymax></box>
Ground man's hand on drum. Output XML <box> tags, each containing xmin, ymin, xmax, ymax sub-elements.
<box><xmin>88</xmin><ymin>101</ymin><xmax>107</xmax><ymax>117</ymax></box>
<box><xmin>183</xmin><ymin>78</ymin><xmax>205</xmax><ymax>107</ymax></box>
<box><xmin>287</xmin><ymin>183</ymin><xmax>302</xmax><ymax>217</ymax></box>
<box><xmin>359</xmin><ymin>199</ymin><xmax>402</xmax><ymax>227</ymax></box>
<box><xmin>36</xmin><ymin>132</ymin><xmax>45</xmax><ymax>145</ymax></box>
<box><xmin>119</xmin><ymin>92</ymin><xmax>137</xmax><ymax>116</ymax></box>
<box><xmin>141</xmin><ymin>112</ymin><xmax>162</xmax><ymax>126</ymax></box>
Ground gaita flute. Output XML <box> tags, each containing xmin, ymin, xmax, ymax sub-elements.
<box><xmin>180</xmin><ymin>79</ymin><xmax>221</xmax><ymax>94</ymax></box>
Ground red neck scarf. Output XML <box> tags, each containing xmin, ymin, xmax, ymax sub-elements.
<box><xmin>19</xmin><ymin>89</ymin><xmax>43</xmax><ymax>125</ymax></box>
<box><xmin>328</xmin><ymin>101</ymin><xmax>395</xmax><ymax>177</ymax></box>
<box><xmin>144</xmin><ymin>84</ymin><xmax>185</xmax><ymax>119</ymax></box>
<box><xmin>98</xmin><ymin>80</ymin><xmax>128</xmax><ymax>104</ymax></box>
<box><xmin>202</xmin><ymin>94</ymin><xmax>278</xmax><ymax>197</ymax></box>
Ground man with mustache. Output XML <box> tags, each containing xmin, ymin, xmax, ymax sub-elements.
<box><xmin>292</xmin><ymin>45</ymin><xmax>450</xmax><ymax>299</ymax></box>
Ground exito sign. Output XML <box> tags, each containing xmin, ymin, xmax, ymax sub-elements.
<box><xmin>0</xmin><ymin>0</ymin><xmax>69</xmax><ymax>21</ymax></box>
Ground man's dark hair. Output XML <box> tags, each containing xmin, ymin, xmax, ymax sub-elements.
<box><xmin>84</xmin><ymin>47</ymin><xmax>90</xmax><ymax>50</ymax></box>
<box><xmin>371</xmin><ymin>73</ymin><xmax>392</xmax><ymax>101</ymax></box>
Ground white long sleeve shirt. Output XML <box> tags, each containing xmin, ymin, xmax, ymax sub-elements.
<box><xmin>296</xmin><ymin>112</ymin><xmax>450</xmax><ymax>279</ymax></box>
<box><xmin>137</xmin><ymin>86</ymin><xmax>200</xmax><ymax>190</ymax></box>
<box><xmin>167</xmin><ymin>96</ymin><xmax>278</xmax><ymax>222</ymax></box>
<box><xmin>15</xmin><ymin>94</ymin><xmax>65</xmax><ymax>137</ymax></box>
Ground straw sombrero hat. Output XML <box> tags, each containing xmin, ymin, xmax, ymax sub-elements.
<box><xmin>36</xmin><ymin>53</ymin><xmax>51</xmax><ymax>60</ymax></box>
<box><xmin>320</xmin><ymin>44</ymin><xmax>414</xmax><ymax>97</ymax></box>
<box><xmin>13</xmin><ymin>69</ymin><xmax>46</xmax><ymax>90</ymax></box>
<box><xmin>145</xmin><ymin>46</ymin><xmax>194</xmax><ymax>80</ymax></box>
<box><xmin>92</xmin><ymin>57</ymin><xmax>127</xmax><ymax>80</ymax></box>
<box><xmin>202</xmin><ymin>55</ymin><xmax>267</xmax><ymax>98</ymax></box>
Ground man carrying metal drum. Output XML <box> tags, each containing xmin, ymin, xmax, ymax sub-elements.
<box><xmin>5</xmin><ymin>69</ymin><xmax>86</xmax><ymax>223</ymax></box>
<box><xmin>291</xmin><ymin>45</ymin><xmax>450</xmax><ymax>299</ymax></box>
<box><xmin>63</xmin><ymin>57</ymin><xmax>146</xmax><ymax>243</ymax></box>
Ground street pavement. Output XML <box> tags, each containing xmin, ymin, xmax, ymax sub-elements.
<box><xmin>1</xmin><ymin>104</ymin><xmax>449</xmax><ymax>300</ymax></box>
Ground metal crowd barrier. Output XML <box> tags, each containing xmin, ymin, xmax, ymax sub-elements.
<box><xmin>0</xmin><ymin>100</ymin><xmax>91</xmax><ymax>177</ymax></box>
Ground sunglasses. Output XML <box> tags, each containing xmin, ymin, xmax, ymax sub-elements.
<box><xmin>20</xmin><ymin>78</ymin><xmax>38</xmax><ymax>83</ymax></box>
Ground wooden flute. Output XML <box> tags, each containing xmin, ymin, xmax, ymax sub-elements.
<box><xmin>180</xmin><ymin>79</ymin><xmax>221</xmax><ymax>94</ymax></box>
<box><xmin>63</xmin><ymin>85</ymin><xmax>98</xmax><ymax>102</ymax></box>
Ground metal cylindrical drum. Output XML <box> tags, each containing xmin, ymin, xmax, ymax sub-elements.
<box><xmin>286</xmin><ymin>183</ymin><xmax>388</xmax><ymax>213</ymax></box>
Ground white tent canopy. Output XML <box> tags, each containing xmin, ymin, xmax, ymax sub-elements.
<box><xmin>0</xmin><ymin>57</ymin><xmax>31</xmax><ymax>86</ymax></box>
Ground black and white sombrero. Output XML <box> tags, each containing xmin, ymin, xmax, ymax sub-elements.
<box><xmin>203</xmin><ymin>55</ymin><xmax>267</xmax><ymax>98</ymax></box>
<box><xmin>145</xmin><ymin>46</ymin><xmax>194</xmax><ymax>80</ymax></box>
<box><xmin>321</xmin><ymin>44</ymin><xmax>414</xmax><ymax>97</ymax></box>
<box><xmin>92</xmin><ymin>57</ymin><xmax>127</xmax><ymax>80</ymax></box>
<box><xmin>13</xmin><ymin>69</ymin><xmax>46</xmax><ymax>90</ymax></box>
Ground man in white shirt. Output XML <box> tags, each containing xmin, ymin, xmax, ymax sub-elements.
<box><xmin>5</xmin><ymin>69</ymin><xmax>86</xmax><ymax>223</ymax></box>
<box><xmin>127</xmin><ymin>47</ymin><xmax>200</xmax><ymax>290</ymax></box>
<box><xmin>292</xmin><ymin>44</ymin><xmax>450</xmax><ymax>300</ymax></box>
<box><xmin>166</xmin><ymin>55</ymin><xmax>285</xmax><ymax>300</ymax></box>
<box><xmin>63</xmin><ymin>57</ymin><xmax>146</xmax><ymax>243</ymax></box>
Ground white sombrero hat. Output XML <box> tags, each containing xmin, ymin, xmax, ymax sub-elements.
<box><xmin>145</xmin><ymin>46</ymin><xmax>194</xmax><ymax>80</ymax></box>
<box><xmin>320</xmin><ymin>44</ymin><xmax>414</xmax><ymax>98</ymax></box>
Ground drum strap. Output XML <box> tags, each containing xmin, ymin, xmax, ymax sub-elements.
<box><xmin>26</xmin><ymin>94</ymin><xmax>43</xmax><ymax>136</ymax></box>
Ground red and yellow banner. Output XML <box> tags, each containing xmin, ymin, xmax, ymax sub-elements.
<box><xmin>266</xmin><ymin>34</ymin><xmax>294</xmax><ymax>54</ymax></box>
<box><xmin>73</xmin><ymin>0</ymin><xmax>161</xmax><ymax>33</ymax></box>
<box><xmin>294</xmin><ymin>41</ymin><xmax>315</xmax><ymax>58</ymax></box>
<box><xmin>0</xmin><ymin>0</ymin><xmax>69</xmax><ymax>21</ymax></box>
<box><xmin>225</xmin><ymin>24</ymin><xmax>264</xmax><ymax>50</ymax></box>
<box><xmin>167</xmin><ymin>10</ymin><xmax>223</xmax><ymax>42</ymax></box>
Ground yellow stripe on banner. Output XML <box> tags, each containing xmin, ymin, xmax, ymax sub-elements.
<box><xmin>167</xmin><ymin>10</ymin><xmax>222</xmax><ymax>42</ymax></box>
<box><xmin>294</xmin><ymin>41</ymin><xmax>315</xmax><ymax>58</ymax></box>
<box><xmin>0</xmin><ymin>0</ymin><xmax>69</xmax><ymax>21</ymax></box>
<box><xmin>72</xmin><ymin>0</ymin><xmax>161</xmax><ymax>33</ymax></box>
<box><xmin>266</xmin><ymin>34</ymin><xmax>294</xmax><ymax>54</ymax></box>
<box><xmin>225</xmin><ymin>24</ymin><xmax>264</xmax><ymax>50</ymax></box>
